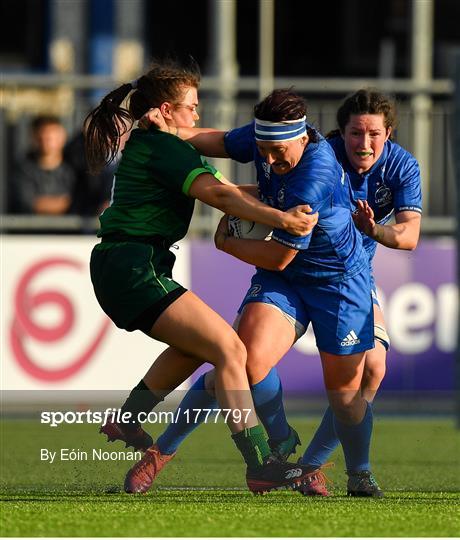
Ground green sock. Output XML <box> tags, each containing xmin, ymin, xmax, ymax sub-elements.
<box><xmin>232</xmin><ymin>425</ymin><xmax>271</xmax><ymax>470</ymax></box>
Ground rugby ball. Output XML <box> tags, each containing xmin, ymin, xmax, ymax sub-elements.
<box><xmin>228</xmin><ymin>216</ymin><xmax>272</xmax><ymax>240</ymax></box>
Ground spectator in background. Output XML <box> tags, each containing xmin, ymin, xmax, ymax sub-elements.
<box><xmin>10</xmin><ymin>115</ymin><xmax>76</xmax><ymax>215</ymax></box>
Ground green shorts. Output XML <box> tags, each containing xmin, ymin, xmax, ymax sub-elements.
<box><xmin>90</xmin><ymin>241</ymin><xmax>186</xmax><ymax>333</ymax></box>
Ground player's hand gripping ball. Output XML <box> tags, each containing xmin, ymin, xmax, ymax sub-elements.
<box><xmin>227</xmin><ymin>216</ymin><xmax>272</xmax><ymax>240</ymax></box>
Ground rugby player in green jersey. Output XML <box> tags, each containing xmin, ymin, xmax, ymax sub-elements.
<box><xmin>84</xmin><ymin>57</ymin><xmax>318</xmax><ymax>494</ymax></box>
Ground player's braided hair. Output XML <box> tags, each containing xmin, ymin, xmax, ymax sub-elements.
<box><xmin>84</xmin><ymin>56</ymin><xmax>200</xmax><ymax>174</ymax></box>
<box><xmin>254</xmin><ymin>88</ymin><xmax>318</xmax><ymax>142</ymax></box>
<box><xmin>327</xmin><ymin>88</ymin><xmax>397</xmax><ymax>140</ymax></box>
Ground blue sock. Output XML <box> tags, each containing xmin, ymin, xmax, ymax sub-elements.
<box><xmin>251</xmin><ymin>368</ymin><xmax>290</xmax><ymax>442</ymax></box>
<box><xmin>156</xmin><ymin>373</ymin><xmax>217</xmax><ymax>455</ymax></box>
<box><xmin>333</xmin><ymin>402</ymin><xmax>373</xmax><ymax>472</ymax></box>
<box><xmin>300</xmin><ymin>406</ymin><xmax>340</xmax><ymax>467</ymax></box>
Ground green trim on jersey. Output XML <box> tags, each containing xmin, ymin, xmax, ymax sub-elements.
<box><xmin>182</xmin><ymin>167</ymin><xmax>211</xmax><ymax>195</ymax></box>
<box><xmin>97</xmin><ymin>129</ymin><xmax>222</xmax><ymax>245</ymax></box>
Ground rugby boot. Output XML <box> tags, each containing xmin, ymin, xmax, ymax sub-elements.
<box><xmin>347</xmin><ymin>470</ymin><xmax>384</xmax><ymax>498</ymax></box>
<box><xmin>124</xmin><ymin>444</ymin><xmax>176</xmax><ymax>493</ymax></box>
<box><xmin>100</xmin><ymin>415</ymin><xmax>153</xmax><ymax>452</ymax></box>
<box><xmin>268</xmin><ymin>426</ymin><xmax>301</xmax><ymax>462</ymax></box>
<box><xmin>296</xmin><ymin>462</ymin><xmax>334</xmax><ymax>497</ymax></box>
<box><xmin>246</xmin><ymin>455</ymin><xmax>321</xmax><ymax>494</ymax></box>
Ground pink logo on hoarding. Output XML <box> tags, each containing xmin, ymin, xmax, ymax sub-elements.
<box><xmin>10</xmin><ymin>258</ymin><xmax>111</xmax><ymax>382</ymax></box>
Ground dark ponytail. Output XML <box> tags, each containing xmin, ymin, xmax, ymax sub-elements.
<box><xmin>84</xmin><ymin>56</ymin><xmax>201</xmax><ymax>175</ymax></box>
<box><xmin>84</xmin><ymin>83</ymin><xmax>134</xmax><ymax>175</ymax></box>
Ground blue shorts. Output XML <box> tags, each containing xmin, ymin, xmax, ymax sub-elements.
<box><xmin>238</xmin><ymin>268</ymin><xmax>374</xmax><ymax>355</ymax></box>
<box><xmin>370</xmin><ymin>271</ymin><xmax>381</xmax><ymax>307</ymax></box>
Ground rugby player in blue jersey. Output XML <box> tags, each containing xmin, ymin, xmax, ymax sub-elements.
<box><xmin>196</xmin><ymin>88</ymin><xmax>422</xmax><ymax>498</ymax></box>
<box><xmin>120</xmin><ymin>89</ymin><xmax>380</xmax><ymax>496</ymax></box>
<box><xmin>218</xmin><ymin>89</ymin><xmax>422</xmax><ymax>497</ymax></box>
<box><xmin>295</xmin><ymin>89</ymin><xmax>422</xmax><ymax>495</ymax></box>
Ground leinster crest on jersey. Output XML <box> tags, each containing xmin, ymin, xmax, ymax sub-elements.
<box><xmin>374</xmin><ymin>183</ymin><xmax>392</xmax><ymax>208</ymax></box>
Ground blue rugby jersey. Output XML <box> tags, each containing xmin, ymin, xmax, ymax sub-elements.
<box><xmin>328</xmin><ymin>136</ymin><xmax>422</xmax><ymax>261</ymax></box>
<box><xmin>224</xmin><ymin>122</ymin><xmax>368</xmax><ymax>283</ymax></box>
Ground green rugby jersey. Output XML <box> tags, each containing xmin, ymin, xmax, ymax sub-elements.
<box><xmin>98</xmin><ymin>128</ymin><xmax>222</xmax><ymax>244</ymax></box>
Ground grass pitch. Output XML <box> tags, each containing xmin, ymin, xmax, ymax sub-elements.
<box><xmin>1</xmin><ymin>415</ymin><xmax>459</xmax><ymax>537</ymax></box>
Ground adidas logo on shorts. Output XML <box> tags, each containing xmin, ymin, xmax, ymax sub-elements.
<box><xmin>341</xmin><ymin>330</ymin><xmax>361</xmax><ymax>346</ymax></box>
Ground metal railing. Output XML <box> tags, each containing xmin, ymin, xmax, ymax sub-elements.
<box><xmin>0</xmin><ymin>74</ymin><xmax>456</xmax><ymax>236</ymax></box>
<box><xmin>0</xmin><ymin>73</ymin><xmax>454</xmax><ymax>94</ymax></box>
